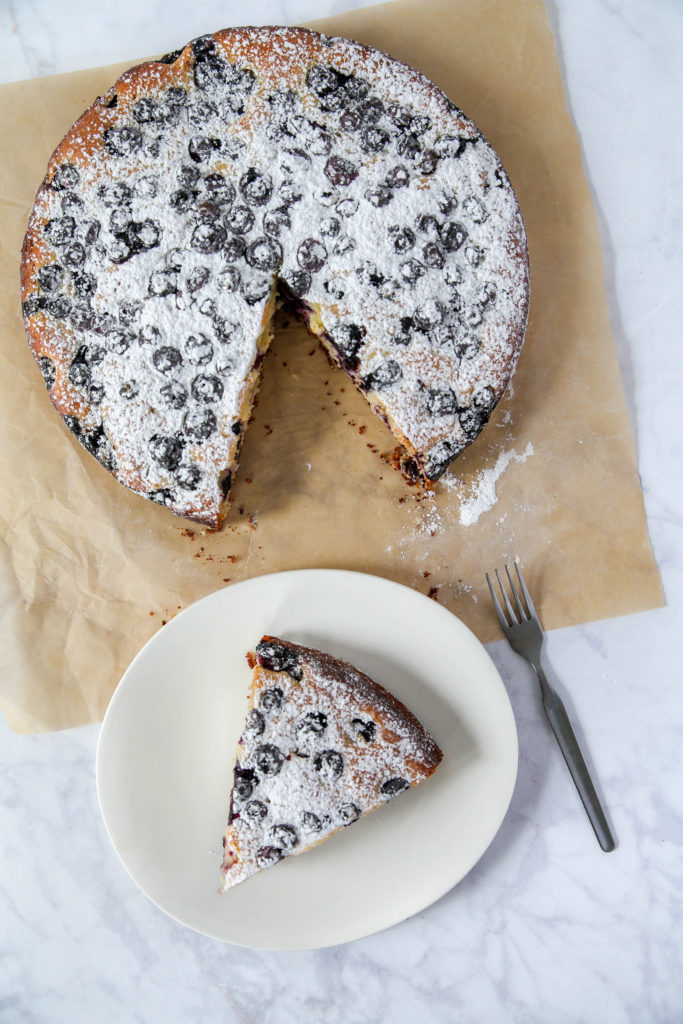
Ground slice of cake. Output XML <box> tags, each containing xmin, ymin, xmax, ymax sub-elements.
<box><xmin>221</xmin><ymin>635</ymin><xmax>443</xmax><ymax>889</ymax></box>
<box><xmin>21</xmin><ymin>27</ymin><xmax>529</xmax><ymax>527</ymax></box>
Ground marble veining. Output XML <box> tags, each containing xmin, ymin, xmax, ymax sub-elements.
<box><xmin>1</xmin><ymin>0</ymin><xmax>682</xmax><ymax>1022</ymax></box>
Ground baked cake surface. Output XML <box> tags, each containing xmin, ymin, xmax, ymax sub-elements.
<box><xmin>221</xmin><ymin>636</ymin><xmax>443</xmax><ymax>889</ymax></box>
<box><xmin>21</xmin><ymin>26</ymin><xmax>529</xmax><ymax>527</ymax></box>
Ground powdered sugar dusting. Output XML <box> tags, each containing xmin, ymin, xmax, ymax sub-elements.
<box><xmin>23</xmin><ymin>26</ymin><xmax>528</xmax><ymax>525</ymax></box>
<box><xmin>445</xmin><ymin>441</ymin><xmax>534</xmax><ymax>525</ymax></box>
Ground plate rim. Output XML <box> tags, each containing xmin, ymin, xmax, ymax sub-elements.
<box><xmin>96</xmin><ymin>568</ymin><xmax>518</xmax><ymax>949</ymax></box>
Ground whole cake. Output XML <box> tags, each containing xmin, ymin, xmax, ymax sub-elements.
<box><xmin>21</xmin><ymin>27</ymin><xmax>529</xmax><ymax>528</ymax></box>
<box><xmin>221</xmin><ymin>636</ymin><xmax>443</xmax><ymax>889</ymax></box>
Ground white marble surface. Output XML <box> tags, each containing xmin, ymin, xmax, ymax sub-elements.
<box><xmin>1</xmin><ymin>0</ymin><xmax>682</xmax><ymax>1020</ymax></box>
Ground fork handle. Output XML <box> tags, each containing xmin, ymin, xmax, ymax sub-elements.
<box><xmin>537</xmin><ymin>670</ymin><xmax>616</xmax><ymax>852</ymax></box>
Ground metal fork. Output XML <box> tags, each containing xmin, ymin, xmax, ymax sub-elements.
<box><xmin>486</xmin><ymin>563</ymin><xmax>615</xmax><ymax>852</ymax></box>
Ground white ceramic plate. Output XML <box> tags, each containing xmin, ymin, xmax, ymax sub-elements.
<box><xmin>96</xmin><ymin>569</ymin><xmax>517</xmax><ymax>950</ymax></box>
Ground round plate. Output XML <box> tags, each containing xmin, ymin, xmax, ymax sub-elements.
<box><xmin>96</xmin><ymin>569</ymin><xmax>517</xmax><ymax>949</ymax></box>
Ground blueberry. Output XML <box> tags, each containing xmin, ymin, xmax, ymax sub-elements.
<box><xmin>391</xmin><ymin>317</ymin><xmax>413</xmax><ymax>346</ymax></box>
<box><xmin>333</xmin><ymin>237</ymin><xmax>357</xmax><ymax>259</ymax></box>
<box><xmin>363</xmin><ymin>360</ymin><xmax>402</xmax><ymax>392</ymax></box>
<box><xmin>269</xmin><ymin>824</ymin><xmax>298</xmax><ymax>851</ymax></box>
<box><xmin>416</xmin><ymin>214</ymin><xmax>440</xmax><ymax>238</ymax></box>
<box><xmin>233</xmin><ymin>765</ymin><xmax>257</xmax><ymax>802</ymax></box>
<box><xmin>465</xmin><ymin>245</ymin><xmax>483</xmax><ymax>267</ymax></box>
<box><xmin>296</xmin><ymin>711</ymin><xmax>328</xmax><ymax>741</ymax></box>
<box><xmin>339</xmin><ymin>803</ymin><xmax>361</xmax><ymax>825</ymax></box>
<box><xmin>239</xmin><ymin>168</ymin><xmax>272</xmax><ymax>206</ymax></box>
<box><xmin>214</xmin><ymin>317</ymin><xmax>242</xmax><ymax>343</ymax></box>
<box><xmin>423</xmin><ymin>242</ymin><xmax>445</xmax><ymax>269</ymax></box>
<box><xmin>217</xmin><ymin>267</ymin><xmax>240</xmax><ymax>292</ymax></box>
<box><xmin>160</xmin><ymin>381</ymin><xmax>187</xmax><ymax>408</ymax></box>
<box><xmin>365</xmin><ymin>187</ymin><xmax>392</xmax><ymax>208</ymax></box>
<box><xmin>153</xmin><ymin>346</ymin><xmax>183</xmax><ymax>373</ymax></box>
<box><xmin>380</xmin><ymin>777</ymin><xmax>410</xmax><ymax>798</ymax></box>
<box><xmin>148</xmin><ymin>488</ymin><xmax>175</xmax><ymax>507</ymax></box>
<box><xmin>185</xmin><ymin>334</ymin><xmax>214</xmax><ymax>366</ymax></box>
<box><xmin>68</xmin><ymin>357</ymin><xmax>90</xmax><ymax>389</ymax></box>
<box><xmin>241</xmin><ymin>275</ymin><xmax>270</xmax><ymax>305</ymax></box>
<box><xmin>360</xmin><ymin>126</ymin><xmax>389</xmax><ymax>154</ymax></box>
<box><xmin>183</xmin><ymin>407</ymin><xmax>216</xmax><ymax>441</ymax></box>
<box><xmin>243</xmin><ymin>800</ymin><xmax>268</xmax><ymax>824</ymax></box>
<box><xmin>320</xmin><ymin>216</ymin><xmax>340</xmax><ymax>238</ymax></box>
<box><xmin>256</xmin><ymin>640</ymin><xmax>303</xmax><ymax>680</ymax></box>
<box><xmin>190</xmin><ymin>221</ymin><xmax>226</xmax><ymax>253</ymax></box>
<box><xmin>22</xmin><ymin>296</ymin><xmax>44</xmax><ymax>317</ymax></box>
<box><xmin>107</xmin><ymin>329</ymin><xmax>133</xmax><ymax>355</ymax></box>
<box><xmin>328</xmin><ymin>323</ymin><xmax>366</xmax><ymax>368</ymax></box>
<box><xmin>223</xmin><ymin>236</ymin><xmax>247</xmax><ymax>262</ymax></box>
<box><xmin>301</xmin><ymin>811</ymin><xmax>323</xmax><ymax>834</ymax></box>
<box><xmin>225</xmin><ymin>204</ymin><xmax>254</xmax><ymax>235</ymax></box>
<box><xmin>165</xmin><ymin>249</ymin><xmax>185</xmax><ymax>271</ymax></box>
<box><xmin>459</xmin><ymin>406</ymin><xmax>483</xmax><ymax>437</ymax></box>
<box><xmin>60</xmin><ymin>191</ymin><xmax>83</xmax><ymax>214</ymax></box>
<box><xmin>387</xmin><ymin>102</ymin><xmax>413</xmax><ymax>129</ymax></box>
<box><xmin>109</xmin><ymin>206</ymin><xmax>131</xmax><ymax>235</ymax></box>
<box><xmin>256</xmin><ymin>845</ymin><xmax>284</xmax><ymax>869</ymax></box>
<box><xmin>85</xmin><ymin>345</ymin><xmax>106</xmax><ymax>366</ymax></box>
<box><xmin>128</xmin><ymin>220</ymin><xmax>161</xmax><ymax>251</ymax></box>
<box><xmin>324</xmin><ymin>277</ymin><xmax>345</xmax><ymax>301</ymax></box>
<box><xmin>134</xmin><ymin>175</ymin><xmax>158</xmax><ymax>198</ymax></box>
<box><xmin>191</xmin><ymin>374</ymin><xmax>223</xmax><ymax>403</ymax></box>
<box><xmin>360</xmin><ymin>97</ymin><xmax>384</xmax><ymax>123</ymax></box>
<box><xmin>306</xmin><ymin>64</ymin><xmax>341</xmax><ymax>98</ymax></box>
<box><xmin>279</xmin><ymin>180</ymin><xmax>303</xmax><ymax>205</ymax></box>
<box><xmin>472</xmin><ymin>385</ymin><xmax>495</xmax><ymax>414</ymax></box>
<box><xmin>188</xmin><ymin>136</ymin><xmax>220</xmax><ymax>163</ymax></box>
<box><xmin>340</xmin><ymin>107</ymin><xmax>362</xmax><ymax>131</ymax></box>
<box><xmin>385</xmin><ymin>165</ymin><xmax>410</xmax><ymax>189</ymax></box>
<box><xmin>246</xmin><ymin>236</ymin><xmax>282</xmax><ymax>271</ymax></box>
<box><xmin>313</xmin><ymin>750</ymin><xmax>344</xmax><ymax>781</ymax></box>
<box><xmin>80</xmin><ymin>425</ymin><xmax>116</xmax><ymax>470</ymax></box>
<box><xmin>242</xmin><ymin>708</ymin><xmax>266</xmax><ymax>739</ymax></box>
<box><xmin>139</xmin><ymin>325</ymin><xmax>161</xmax><ymax>346</ymax></box>
<box><xmin>399</xmin><ymin>259</ymin><xmax>426</xmax><ymax>283</ymax></box>
<box><xmin>349</xmin><ymin>717</ymin><xmax>376</xmax><ymax>742</ymax></box>
<box><xmin>37</xmin><ymin>264</ymin><xmax>62</xmax><ymax>292</ymax></box>
<box><xmin>419</xmin><ymin>149</ymin><xmax>439</xmax><ymax>175</ymax></box>
<box><xmin>259</xmin><ymin>686</ymin><xmax>284</xmax><ymax>712</ymax></box>
<box><xmin>47</xmin><ymin>296</ymin><xmax>71</xmax><ymax>319</ymax></box>
<box><xmin>99</xmin><ymin>181</ymin><xmax>132</xmax><ymax>207</ymax></box>
<box><xmin>170</xmin><ymin>188</ymin><xmax>198</xmax><ymax>214</ymax></box>
<box><xmin>119</xmin><ymin>380</ymin><xmax>139</xmax><ymax>400</ymax></box>
<box><xmin>397</xmin><ymin>133</ymin><xmax>421</xmax><ymax>160</ymax></box>
<box><xmin>44</xmin><ymin>216</ymin><xmax>75</xmax><ymax>245</ymax></box>
<box><xmin>132</xmin><ymin>97</ymin><xmax>164</xmax><ymax>125</ymax></box>
<box><xmin>38</xmin><ymin>356</ymin><xmax>56</xmax><ymax>390</ymax></box>
<box><xmin>203</xmin><ymin>174</ymin><xmax>235</xmax><ymax>207</ymax></box>
<box><xmin>388</xmin><ymin>225</ymin><xmax>415</xmax><ymax>253</ymax></box>
<box><xmin>149</xmin><ymin>434</ymin><xmax>183</xmax><ymax>470</ymax></box>
<box><xmin>464</xmin><ymin>306</ymin><xmax>483</xmax><ymax>328</ymax></box>
<box><xmin>109</xmin><ymin>238</ymin><xmax>132</xmax><ymax>263</ymax></box>
<box><xmin>455</xmin><ymin>336</ymin><xmax>480</xmax><ymax>360</ymax></box>
<box><xmin>254</xmin><ymin>743</ymin><xmax>285</xmax><ymax>776</ymax></box>
<box><xmin>186</xmin><ymin>266</ymin><xmax>210</xmax><ymax>292</ymax></box>
<box><xmin>297</xmin><ymin>238</ymin><xmax>327</xmax><ymax>273</ymax></box>
<box><xmin>284</xmin><ymin>270</ymin><xmax>311</xmax><ymax>297</ymax></box>
<box><xmin>435</xmin><ymin>135</ymin><xmax>467</xmax><ymax>158</ymax></box>
<box><xmin>118</xmin><ymin>302</ymin><xmax>141</xmax><ymax>326</ymax></box>
<box><xmin>477</xmin><ymin>282</ymin><xmax>497</xmax><ymax>306</ymax></box>
<box><xmin>72</xmin><ymin>272</ymin><xmax>96</xmax><ymax>299</ymax></box>
<box><xmin>50</xmin><ymin>163</ymin><xmax>80</xmax><ymax>190</ymax></box>
<box><xmin>63</xmin><ymin>415</ymin><xmax>82</xmax><ymax>436</ymax></box>
<box><xmin>104</xmin><ymin>126</ymin><xmax>142</xmax><ymax>157</ymax></box>
<box><xmin>324</xmin><ymin>156</ymin><xmax>358</xmax><ymax>187</ymax></box>
<box><xmin>149</xmin><ymin>268</ymin><xmax>178</xmax><ymax>296</ymax></box>
<box><xmin>426</xmin><ymin>387</ymin><xmax>457</xmax><ymax>416</ymax></box>
<box><xmin>89</xmin><ymin>384</ymin><xmax>105</xmax><ymax>405</ymax></box>
<box><xmin>463</xmin><ymin>196</ymin><xmax>487</xmax><ymax>223</ymax></box>
<box><xmin>263</xmin><ymin>206</ymin><xmax>290</xmax><ymax>238</ymax></box>
<box><xmin>343</xmin><ymin>75</ymin><xmax>369</xmax><ymax>102</ymax></box>
<box><xmin>413</xmin><ymin>300</ymin><xmax>444</xmax><ymax>332</ymax></box>
<box><xmin>78</xmin><ymin>220</ymin><xmax>101</xmax><ymax>247</ymax></box>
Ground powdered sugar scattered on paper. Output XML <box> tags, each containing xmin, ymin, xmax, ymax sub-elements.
<box><xmin>445</xmin><ymin>441</ymin><xmax>534</xmax><ymax>525</ymax></box>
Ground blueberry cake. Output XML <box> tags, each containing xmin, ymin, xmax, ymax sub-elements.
<box><xmin>21</xmin><ymin>26</ymin><xmax>529</xmax><ymax>528</ymax></box>
<box><xmin>221</xmin><ymin>636</ymin><xmax>443</xmax><ymax>888</ymax></box>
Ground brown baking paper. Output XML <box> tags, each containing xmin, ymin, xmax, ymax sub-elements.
<box><xmin>0</xmin><ymin>0</ymin><xmax>663</xmax><ymax>733</ymax></box>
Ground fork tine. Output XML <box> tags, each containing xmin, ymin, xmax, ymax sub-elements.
<box><xmin>514</xmin><ymin>563</ymin><xmax>538</xmax><ymax>620</ymax></box>
<box><xmin>505</xmin><ymin>564</ymin><xmax>527</xmax><ymax>621</ymax></box>
<box><xmin>495</xmin><ymin>568</ymin><xmax>518</xmax><ymax>624</ymax></box>
<box><xmin>485</xmin><ymin>572</ymin><xmax>509</xmax><ymax>630</ymax></box>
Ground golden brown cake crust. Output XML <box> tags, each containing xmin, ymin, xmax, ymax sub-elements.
<box><xmin>22</xmin><ymin>26</ymin><xmax>529</xmax><ymax>526</ymax></box>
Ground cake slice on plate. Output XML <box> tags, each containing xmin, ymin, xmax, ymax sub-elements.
<box><xmin>221</xmin><ymin>635</ymin><xmax>443</xmax><ymax>889</ymax></box>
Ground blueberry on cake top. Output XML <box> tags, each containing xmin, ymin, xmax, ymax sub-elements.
<box><xmin>21</xmin><ymin>26</ymin><xmax>529</xmax><ymax>528</ymax></box>
<box><xmin>221</xmin><ymin>636</ymin><xmax>443</xmax><ymax>889</ymax></box>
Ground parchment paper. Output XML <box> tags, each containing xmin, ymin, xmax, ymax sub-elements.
<box><xmin>0</xmin><ymin>0</ymin><xmax>663</xmax><ymax>733</ymax></box>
